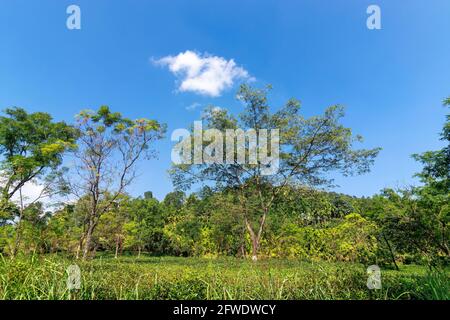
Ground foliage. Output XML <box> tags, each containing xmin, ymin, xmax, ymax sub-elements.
<box><xmin>0</xmin><ymin>255</ymin><xmax>448</xmax><ymax>300</ymax></box>
<box><xmin>0</xmin><ymin>95</ymin><xmax>448</xmax><ymax>301</ymax></box>
<box><xmin>170</xmin><ymin>84</ymin><xmax>380</xmax><ymax>260</ymax></box>
<box><xmin>68</xmin><ymin>106</ymin><xmax>165</xmax><ymax>259</ymax></box>
<box><xmin>0</xmin><ymin>108</ymin><xmax>78</xmax><ymax>203</ymax></box>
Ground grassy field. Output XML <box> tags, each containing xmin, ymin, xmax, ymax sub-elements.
<box><xmin>0</xmin><ymin>254</ymin><xmax>448</xmax><ymax>300</ymax></box>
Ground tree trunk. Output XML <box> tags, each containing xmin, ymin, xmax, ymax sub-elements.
<box><xmin>11</xmin><ymin>227</ymin><xmax>22</xmax><ymax>258</ymax></box>
<box><xmin>245</xmin><ymin>218</ymin><xmax>260</xmax><ymax>261</ymax></box>
<box><xmin>440</xmin><ymin>221</ymin><xmax>450</xmax><ymax>257</ymax></box>
<box><xmin>82</xmin><ymin>222</ymin><xmax>95</xmax><ymax>260</ymax></box>
<box><xmin>76</xmin><ymin>234</ymin><xmax>85</xmax><ymax>260</ymax></box>
<box><xmin>382</xmin><ymin>233</ymin><xmax>399</xmax><ymax>271</ymax></box>
<box><xmin>11</xmin><ymin>188</ymin><xmax>25</xmax><ymax>258</ymax></box>
<box><xmin>239</xmin><ymin>244</ymin><xmax>245</xmax><ymax>258</ymax></box>
<box><xmin>250</xmin><ymin>237</ymin><xmax>259</xmax><ymax>261</ymax></box>
<box><xmin>115</xmin><ymin>236</ymin><xmax>119</xmax><ymax>259</ymax></box>
<box><xmin>76</xmin><ymin>242</ymin><xmax>81</xmax><ymax>260</ymax></box>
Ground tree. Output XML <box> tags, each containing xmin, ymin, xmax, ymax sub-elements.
<box><xmin>163</xmin><ymin>191</ymin><xmax>186</xmax><ymax>210</ymax></box>
<box><xmin>0</xmin><ymin>107</ymin><xmax>78</xmax><ymax>256</ymax></box>
<box><xmin>412</xmin><ymin>97</ymin><xmax>449</xmax><ymax>195</ymax></box>
<box><xmin>44</xmin><ymin>203</ymin><xmax>82</xmax><ymax>254</ymax></box>
<box><xmin>365</xmin><ymin>98</ymin><xmax>450</xmax><ymax>266</ymax></box>
<box><xmin>124</xmin><ymin>194</ymin><xmax>165</xmax><ymax>256</ymax></box>
<box><xmin>0</xmin><ymin>108</ymin><xmax>77</xmax><ymax>204</ymax></box>
<box><xmin>96</xmin><ymin>195</ymin><xmax>130</xmax><ymax>258</ymax></box>
<box><xmin>171</xmin><ymin>84</ymin><xmax>380</xmax><ymax>260</ymax></box>
<box><xmin>68</xmin><ymin>106</ymin><xmax>165</xmax><ymax>259</ymax></box>
<box><xmin>411</xmin><ymin>97</ymin><xmax>450</xmax><ymax>260</ymax></box>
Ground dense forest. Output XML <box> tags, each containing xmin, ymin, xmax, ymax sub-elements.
<box><xmin>0</xmin><ymin>86</ymin><xmax>448</xmax><ymax>270</ymax></box>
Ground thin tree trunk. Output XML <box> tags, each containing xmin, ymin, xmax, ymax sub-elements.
<box><xmin>240</xmin><ymin>245</ymin><xmax>245</xmax><ymax>258</ymax></box>
<box><xmin>75</xmin><ymin>242</ymin><xmax>81</xmax><ymax>260</ymax></box>
<box><xmin>11</xmin><ymin>228</ymin><xmax>22</xmax><ymax>258</ymax></box>
<box><xmin>11</xmin><ymin>188</ymin><xmax>25</xmax><ymax>258</ymax></box>
<box><xmin>383</xmin><ymin>234</ymin><xmax>399</xmax><ymax>271</ymax></box>
<box><xmin>440</xmin><ymin>221</ymin><xmax>450</xmax><ymax>257</ymax></box>
<box><xmin>115</xmin><ymin>236</ymin><xmax>119</xmax><ymax>259</ymax></box>
<box><xmin>76</xmin><ymin>234</ymin><xmax>85</xmax><ymax>260</ymax></box>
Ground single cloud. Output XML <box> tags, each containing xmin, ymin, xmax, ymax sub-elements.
<box><xmin>186</xmin><ymin>102</ymin><xmax>201</xmax><ymax>111</ymax></box>
<box><xmin>154</xmin><ymin>50</ymin><xmax>252</xmax><ymax>97</ymax></box>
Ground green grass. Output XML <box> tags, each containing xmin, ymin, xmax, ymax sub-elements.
<box><xmin>0</xmin><ymin>254</ymin><xmax>448</xmax><ymax>300</ymax></box>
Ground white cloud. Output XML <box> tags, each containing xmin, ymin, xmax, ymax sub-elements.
<box><xmin>154</xmin><ymin>50</ymin><xmax>252</xmax><ymax>97</ymax></box>
<box><xmin>186</xmin><ymin>102</ymin><xmax>201</xmax><ymax>111</ymax></box>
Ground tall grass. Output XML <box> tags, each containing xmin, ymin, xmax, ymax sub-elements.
<box><xmin>421</xmin><ymin>268</ymin><xmax>450</xmax><ymax>300</ymax></box>
<box><xmin>0</xmin><ymin>254</ymin><xmax>448</xmax><ymax>300</ymax></box>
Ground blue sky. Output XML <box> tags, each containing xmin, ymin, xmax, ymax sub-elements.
<box><xmin>1</xmin><ymin>0</ymin><xmax>449</xmax><ymax>200</ymax></box>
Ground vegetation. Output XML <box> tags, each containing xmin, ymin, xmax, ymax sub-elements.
<box><xmin>171</xmin><ymin>85</ymin><xmax>380</xmax><ymax>260</ymax></box>
<box><xmin>0</xmin><ymin>255</ymin><xmax>448</xmax><ymax>300</ymax></box>
<box><xmin>0</xmin><ymin>87</ymin><xmax>448</xmax><ymax>300</ymax></box>
<box><xmin>67</xmin><ymin>106</ymin><xmax>165</xmax><ymax>259</ymax></box>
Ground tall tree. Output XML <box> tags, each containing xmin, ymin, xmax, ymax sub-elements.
<box><xmin>171</xmin><ymin>84</ymin><xmax>380</xmax><ymax>260</ymax></box>
<box><xmin>68</xmin><ymin>106</ymin><xmax>165</xmax><ymax>259</ymax></box>
<box><xmin>411</xmin><ymin>97</ymin><xmax>450</xmax><ymax>259</ymax></box>
<box><xmin>0</xmin><ymin>107</ymin><xmax>78</xmax><ymax>256</ymax></box>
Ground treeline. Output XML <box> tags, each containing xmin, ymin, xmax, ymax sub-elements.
<box><xmin>0</xmin><ymin>185</ymin><xmax>447</xmax><ymax>267</ymax></box>
<box><xmin>0</xmin><ymin>85</ymin><xmax>448</xmax><ymax>266</ymax></box>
